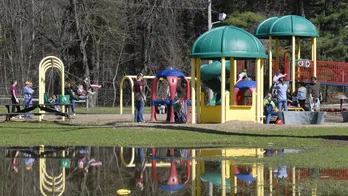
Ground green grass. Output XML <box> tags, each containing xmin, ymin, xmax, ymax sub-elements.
<box><xmin>0</xmin><ymin>122</ymin><xmax>330</xmax><ymax>147</ymax></box>
<box><xmin>1</xmin><ymin>122</ymin><xmax>348</xmax><ymax>168</ymax></box>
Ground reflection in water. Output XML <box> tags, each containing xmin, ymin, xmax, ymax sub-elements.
<box><xmin>1</xmin><ymin>146</ymin><xmax>348</xmax><ymax>195</ymax></box>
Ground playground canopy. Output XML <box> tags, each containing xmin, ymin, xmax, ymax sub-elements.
<box><xmin>156</xmin><ymin>69</ymin><xmax>186</xmax><ymax>78</ymax></box>
<box><xmin>191</xmin><ymin>26</ymin><xmax>267</xmax><ymax>59</ymax></box>
<box><xmin>255</xmin><ymin>15</ymin><xmax>319</xmax><ymax>92</ymax></box>
<box><xmin>255</xmin><ymin>15</ymin><xmax>319</xmax><ymax>39</ymax></box>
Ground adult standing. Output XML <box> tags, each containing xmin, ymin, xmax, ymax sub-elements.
<box><xmin>23</xmin><ymin>81</ymin><xmax>34</xmax><ymax>119</ymax></box>
<box><xmin>134</xmin><ymin>148</ymin><xmax>146</xmax><ymax>190</ymax></box>
<box><xmin>274</xmin><ymin>78</ymin><xmax>288</xmax><ymax>111</ymax></box>
<box><xmin>65</xmin><ymin>81</ymin><xmax>78</xmax><ymax>116</ymax></box>
<box><xmin>308</xmin><ymin>76</ymin><xmax>321</xmax><ymax>112</ymax></box>
<box><xmin>271</xmin><ymin>69</ymin><xmax>287</xmax><ymax>96</ymax></box>
<box><xmin>133</xmin><ymin>73</ymin><xmax>146</xmax><ymax>122</ymax></box>
<box><xmin>10</xmin><ymin>80</ymin><xmax>21</xmax><ymax>117</ymax></box>
<box><xmin>297</xmin><ymin>82</ymin><xmax>307</xmax><ymax>110</ymax></box>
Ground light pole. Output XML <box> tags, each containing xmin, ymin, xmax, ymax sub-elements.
<box><xmin>206</xmin><ymin>1</ymin><xmax>227</xmax><ymax>104</ymax></box>
<box><xmin>208</xmin><ymin>0</ymin><xmax>227</xmax><ymax>30</ymax></box>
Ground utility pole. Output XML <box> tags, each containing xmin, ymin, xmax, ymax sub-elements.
<box><xmin>206</xmin><ymin>0</ymin><xmax>214</xmax><ymax>104</ymax></box>
<box><xmin>208</xmin><ymin>0</ymin><xmax>212</xmax><ymax>31</ymax></box>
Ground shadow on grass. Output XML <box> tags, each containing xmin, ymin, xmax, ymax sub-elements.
<box><xmin>113</xmin><ymin>124</ymin><xmax>348</xmax><ymax>142</ymax></box>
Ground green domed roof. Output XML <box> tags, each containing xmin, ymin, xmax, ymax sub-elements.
<box><xmin>191</xmin><ymin>26</ymin><xmax>268</xmax><ymax>59</ymax></box>
<box><xmin>255</xmin><ymin>15</ymin><xmax>319</xmax><ymax>39</ymax></box>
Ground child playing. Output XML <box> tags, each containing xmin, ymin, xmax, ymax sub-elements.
<box><xmin>77</xmin><ymin>149</ymin><xmax>102</xmax><ymax>173</ymax></box>
<box><xmin>311</xmin><ymin>98</ymin><xmax>320</xmax><ymax>112</ymax></box>
<box><xmin>76</xmin><ymin>84</ymin><xmax>88</xmax><ymax>100</ymax></box>
<box><xmin>83</xmin><ymin>77</ymin><xmax>102</xmax><ymax>95</ymax></box>
<box><xmin>49</xmin><ymin>95</ymin><xmax>60</xmax><ymax>111</ymax></box>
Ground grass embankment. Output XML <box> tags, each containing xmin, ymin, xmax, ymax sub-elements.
<box><xmin>1</xmin><ymin>122</ymin><xmax>348</xmax><ymax>168</ymax></box>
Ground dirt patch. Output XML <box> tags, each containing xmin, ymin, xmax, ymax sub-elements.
<box><xmin>6</xmin><ymin>111</ymin><xmax>348</xmax><ymax>131</ymax></box>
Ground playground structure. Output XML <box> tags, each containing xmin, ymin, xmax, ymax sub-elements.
<box><xmin>150</xmin><ymin>69</ymin><xmax>191</xmax><ymax>123</ymax></box>
<box><xmin>119</xmin><ymin>147</ymin><xmax>191</xmax><ymax>193</ymax></box>
<box><xmin>3</xmin><ymin>56</ymin><xmax>71</xmax><ymax>121</ymax></box>
<box><xmin>152</xmin><ymin>148</ymin><xmax>191</xmax><ymax>193</ymax></box>
<box><xmin>190</xmin><ymin>26</ymin><xmax>268</xmax><ymax>124</ymax></box>
<box><xmin>38</xmin><ymin>56</ymin><xmax>67</xmax><ymax>121</ymax></box>
<box><xmin>189</xmin><ymin>15</ymin><xmax>348</xmax><ymax>124</ymax></box>
<box><xmin>5</xmin><ymin>146</ymin><xmax>69</xmax><ymax>196</ymax></box>
<box><xmin>39</xmin><ymin>145</ymin><xmax>67</xmax><ymax>196</ymax></box>
<box><xmin>255</xmin><ymin>15</ymin><xmax>319</xmax><ymax>92</ymax></box>
<box><xmin>119</xmin><ymin>75</ymin><xmax>193</xmax><ymax>118</ymax></box>
<box><xmin>191</xmin><ymin>148</ymin><xmax>265</xmax><ymax>196</ymax></box>
<box><xmin>189</xmin><ymin>148</ymin><xmax>328</xmax><ymax>196</ymax></box>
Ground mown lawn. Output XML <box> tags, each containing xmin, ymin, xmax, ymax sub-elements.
<box><xmin>1</xmin><ymin>121</ymin><xmax>348</xmax><ymax>168</ymax></box>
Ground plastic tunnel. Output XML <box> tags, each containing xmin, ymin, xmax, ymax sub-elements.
<box><xmin>200</xmin><ymin>60</ymin><xmax>231</xmax><ymax>106</ymax></box>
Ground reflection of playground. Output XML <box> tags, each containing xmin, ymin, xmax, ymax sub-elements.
<box><xmin>39</xmin><ymin>145</ymin><xmax>66</xmax><ymax>196</ymax></box>
<box><xmin>6</xmin><ymin>145</ymin><xmax>71</xmax><ymax>196</ymax></box>
<box><xmin>192</xmin><ymin>148</ymin><xmax>265</xmax><ymax>196</ymax></box>
<box><xmin>120</xmin><ymin>147</ymin><xmax>191</xmax><ymax>194</ymax></box>
<box><xmin>4</xmin><ymin>146</ymin><xmax>348</xmax><ymax>195</ymax></box>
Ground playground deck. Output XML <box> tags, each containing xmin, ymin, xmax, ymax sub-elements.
<box><xmin>235</xmin><ymin>60</ymin><xmax>348</xmax><ymax>86</ymax></box>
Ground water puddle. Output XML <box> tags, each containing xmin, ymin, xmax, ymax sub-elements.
<box><xmin>1</xmin><ymin>146</ymin><xmax>346</xmax><ymax>195</ymax></box>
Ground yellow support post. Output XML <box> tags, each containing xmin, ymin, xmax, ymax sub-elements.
<box><xmin>292</xmin><ymin>36</ymin><xmax>296</xmax><ymax>93</ymax></box>
<box><xmin>119</xmin><ymin>76</ymin><xmax>135</xmax><ymax>115</ymax></box>
<box><xmin>298</xmin><ymin>169</ymin><xmax>301</xmax><ymax>196</ymax></box>
<box><xmin>261</xmin><ymin>164</ymin><xmax>264</xmax><ymax>196</ymax></box>
<box><xmin>312</xmin><ymin>183</ymin><xmax>317</xmax><ymax>196</ymax></box>
<box><xmin>311</xmin><ymin>37</ymin><xmax>314</xmax><ymax>60</ymax></box>
<box><xmin>269</xmin><ymin>167</ymin><xmax>273</xmax><ymax>196</ymax></box>
<box><xmin>261</xmin><ymin>59</ymin><xmax>264</xmax><ymax>123</ymax></box>
<box><xmin>292</xmin><ymin>167</ymin><xmax>296</xmax><ymax>196</ymax></box>
<box><xmin>275</xmin><ymin>38</ymin><xmax>279</xmax><ymax>69</ymax></box>
<box><xmin>230</xmin><ymin>58</ymin><xmax>236</xmax><ymax>105</ymax></box>
<box><xmin>297</xmin><ymin>38</ymin><xmax>301</xmax><ymax>59</ymax></box>
<box><xmin>268</xmin><ymin>36</ymin><xmax>273</xmax><ymax>88</ymax></box>
<box><xmin>297</xmin><ymin>38</ymin><xmax>301</xmax><ymax>80</ymax></box>
<box><xmin>256</xmin><ymin>163</ymin><xmax>261</xmax><ymax>196</ymax></box>
<box><xmin>256</xmin><ymin>58</ymin><xmax>261</xmax><ymax>123</ymax></box>
<box><xmin>221</xmin><ymin>57</ymin><xmax>226</xmax><ymax>123</ymax></box>
<box><xmin>313</xmin><ymin>37</ymin><xmax>317</xmax><ymax>77</ymax></box>
<box><xmin>197</xmin><ymin>152</ymin><xmax>202</xmax><ymax>196</ymax></box>
<box><xmin>221</xmin><ymin>149</ymin><xmax>226</xmax><ymax>196</ymax></box>
<box><xmin>191</xmin><ymin>58</ymin><xmax>196</xmax><ymax>124</ymax></box>
<box><xmin>191</xmin><ymin>150</ymin><xmax>197</xmax><ymax>196</ymax></box>
<box><xmin>196</xmin><ymin>59</ymin><xmax>201</xmax><ymax>123</ymax></box>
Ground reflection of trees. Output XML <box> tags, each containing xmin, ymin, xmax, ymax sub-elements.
<box><xmin>0</xmin><ymin>147</ymin><xmax>192</xmax><ymax>196</ymax></box>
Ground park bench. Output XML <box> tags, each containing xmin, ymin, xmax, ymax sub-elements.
<box><xmin>2</xmin><ymin>94</ymin><xmax>72</xmax><ymax>121</ymax></box>
<box><xmin>3</xmin><ymin>103</ymin><xmax>71</xmax><ymax>121</ymax></box>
